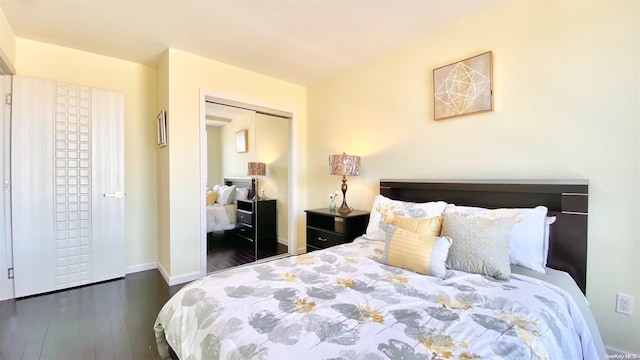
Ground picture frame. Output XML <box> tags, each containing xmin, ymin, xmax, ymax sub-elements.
<box><xmin>236</xmin><ymin>129</ymin><xmax>247</xmax><ymax>153</ymax></box>
<box><xmin>157</xmin><ymin>110</ymin><xmax>167</xmax><ymax>147</ymax></box>
<box><xmin>433</xmin><ymin>51</ymin><xmax>493</xmax><ymax>120</ymax></box>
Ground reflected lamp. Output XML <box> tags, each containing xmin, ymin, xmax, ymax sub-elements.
<box><xmin>247</xmin><ymin>162</ymin><xmax>266</xmax><ymax>200</ymax></box>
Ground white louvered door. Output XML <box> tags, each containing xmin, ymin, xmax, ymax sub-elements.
<box><xmin>11</xmin><ymin>76</ymin><xmax>124</xmax><ymax>298</ymax></box>
<box><xmin>91</xmin><ymin>88</ymin><xmax>125</xmax><ymax>282</ymax></box>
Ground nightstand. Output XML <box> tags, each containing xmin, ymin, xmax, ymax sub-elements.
<box><xmin>305</xmin><ymin>208</ymin><xmax>370</xmax><ymax>252</ymax></box>
<box><xmin>236</xmin><ymin>199</ymin><xmax>277</xmax><ymax>257</ymax></box>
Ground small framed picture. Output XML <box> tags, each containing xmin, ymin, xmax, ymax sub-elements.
<box><xmin>236</xmin><ymin>130</ymin><xmax>247</xmax><ymax>153</ymax></box>
<box><xmin>157</xmin><ymin>110</ymin><xmax>167</xmax><ymax>147</ymax></box>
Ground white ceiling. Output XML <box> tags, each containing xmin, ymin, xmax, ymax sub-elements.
<box><xmin>0</xmin><ymin>0</ymin><xmax>508</xmax><ymax>85</ymax></box>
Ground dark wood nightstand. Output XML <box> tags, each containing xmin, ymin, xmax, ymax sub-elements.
<box><xmin>236</xmin><ymin>199</ymin><xmax>277</xmax><ymax>258</ymax></box>
<box><xmin>305</xmin><ymin>208</ymin><xmax>370</xmax><ymax>252</ymax></box>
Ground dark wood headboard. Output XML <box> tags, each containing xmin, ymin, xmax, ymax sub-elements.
<box><xmin>380</xmin><ymin>179</ymin><xmax>589</xmax><ymax>294</ymax></box>
<box><xmin>224</xmin><ymin>176</ymin><xmax>256</xmax><ymax>199</ymax></box>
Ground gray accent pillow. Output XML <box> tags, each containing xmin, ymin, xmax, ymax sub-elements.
<box><xmin>442</xmin><ymin>212</ymin><xmax>514</xmax><ymax>279</ymax></box>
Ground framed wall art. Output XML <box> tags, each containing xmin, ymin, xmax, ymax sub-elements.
<box><xmin>433</xmin><ymin>51</ymin><xmax>493</xmax><ymax>120</ymax></box>
<box><xmin>236</xmin><ymin>129</ymin><xmax>248</xmax><ymax>153</ymax></box>
<box><xmin>157</xmin><ymin>110</ymin><xmax>167</xmax><ymax>147</ymax></box>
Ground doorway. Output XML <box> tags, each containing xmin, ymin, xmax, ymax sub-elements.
<box><xmin>199</xmin><ymin>92</ymin><xmax>296</xmax><ymax>275</ymax></box>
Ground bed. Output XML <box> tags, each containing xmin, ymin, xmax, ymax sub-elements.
<box><xmin>157</xmin><ymin>179</ymin><xmax>605</xmax><ymax>359</ymax></box>
<box><xmin>206</xmin><ymin>177</ymin><xmax>255</xmax><ymax>233</ymax></box>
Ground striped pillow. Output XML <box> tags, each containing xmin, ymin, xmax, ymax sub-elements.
<box><xmin>390</xmin><ymin>215</ymin><xmax>443</xmax><ymax>237</ymax></box>
<box><xmin>381</xmin><ymin>225</ymin><xmax>451</xmax><ymax>278</ymax></box>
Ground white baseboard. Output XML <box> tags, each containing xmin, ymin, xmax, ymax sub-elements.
<box><xmin>606</xmin><ymin>345</ymin><xmax>634</xmax><ymax>356</ymax></box>
<box><xmin>125</xmin><ymin>262</ymin><xmax>157</xmax><ymax>274</ymax></box>
<box><xmin>157</xmin><ymin>262</ymin><xmax>202</xmax><ymax>286</ymax></box>
<box><xmin>168</xmin><ymin>271</ymin><xmax>202</xmax><ymax>286</ymax></box>
<box><xmin>157</xmin><ymin>262</ymin><xmax>171</xmax><ymax>284</ymax></box>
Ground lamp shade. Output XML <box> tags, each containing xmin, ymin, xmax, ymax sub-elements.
<box><xmin>247</xmin><ymin>162</ymin><xmax>266</xmax><ymax>176</ymax></box>
<box><xmin>328</xmin><ymin>153</ymin><xmax>360</xmax><ymax>176</ymax></box>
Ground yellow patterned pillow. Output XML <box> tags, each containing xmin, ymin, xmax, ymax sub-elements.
<box><xmin>442</xmin><ymin>212</ymin><xmax>513</xmax><ymax>279</ymax></box>
<box><xmin>206</xmin><ymin>190</ymin><xmax>218</xmax><ymax>206</ymax></box>
<box><xmin>390</xmin><ymin>215</ymin><xmax>443</xmax><ymax>237</ymax></box>
<box><xmin>382</xmin><ymin>225</ymin><xmax>451</xmax><ymax>278</ymax></box>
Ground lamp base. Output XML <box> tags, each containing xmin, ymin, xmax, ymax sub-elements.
<box><xmin>338</xmin><ymin>176</ymin><xmax>351</xmax><ymax>214</ymax></box>
<box><xmin>338</xmin><ymin>203</ymin><xmax>352</xmax><ymax>214</ymax></box>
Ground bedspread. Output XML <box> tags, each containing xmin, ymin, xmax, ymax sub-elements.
<box><xmin>206</xmin><ymin>204</ymin><xmax>236</xmax><ymax>233</ymax></box>
<box><xmin>155</xmin><ymin>239</ymin><xmax>598</xmax><ymax>360</ymax></box>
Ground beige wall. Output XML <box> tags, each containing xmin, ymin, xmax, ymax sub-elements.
<box><xmin>206</xmin><ymin>126</ymin><xmax>222</xmax><ymax>187</ymax></box>
<box><xmin>0</xmin><ymin>7</ymin><xmax>15</xmax><ymax>72</ymax></box>
<box><xmin>256</xmin><ymin>113</ymin><xmax>291</xmax><ymax>244</ymax></box>
<box><xmin>308</xmin><ymin>1</ymin><xmax>639</xmax><ymax>353</ymax></box>
<box><xmin>161</xmin><ymin>48</ymin><xmax>307</xmax><ymax>277</ymax></box>
<box><xmin>221</xmin><ymin>111</ymin><xmax>256</xmax><ymax>178</ymax></box>
<box><xmin>15</xmin><ymin>38</ymin><xmax>160</xmax><ymax>270</ymax></box>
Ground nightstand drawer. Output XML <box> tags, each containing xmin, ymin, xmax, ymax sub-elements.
<box><xmin>305</xmin><ymin>208</ymin><xmax>370</xmax><ymax>253</ymax></box>
<box><xmin>237</xmin><ymin>211</ymin><xmax>252</xmax><ymax>225</ymax></box>
<box><xmin>236</xmin><ymin>224</ymin><xmax>255</xmax><ymax>241</ymax></box>
<box><xmin>307</xmin><ymin>228</ymin><xmax>343</xmax><ymax>249</ymax></box>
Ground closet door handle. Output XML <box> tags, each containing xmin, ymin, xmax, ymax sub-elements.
<box><xmin>103</xmin><ymin>191</ymin><xmax>124</xmax><ymax>198</ymax></box>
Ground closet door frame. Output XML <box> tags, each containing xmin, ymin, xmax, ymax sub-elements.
<box><xmin>198</xmin><ymin>90</ymin><xmax>298</xmax><ymax>279</ymax></box>
<box><xmin>0</xmin><ymin>75</ymin><xmax>13</xmax><ymax>301</ymax></box>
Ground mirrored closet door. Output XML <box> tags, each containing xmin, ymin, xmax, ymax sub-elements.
<box><xmin>204</xmin><ymin>100</ymin><xmax>291</xmax><ymax>273</ymax></box>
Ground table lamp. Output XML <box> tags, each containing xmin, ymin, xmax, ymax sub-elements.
<box><xmin>247</xmin><ymin>161</ymin><xmax>266</xmax><ymax>200</ymax></box>
<box><xmin>328</xmin><ymin>152</ymin><xmax>360</xmax><ymax>214</ymax></box>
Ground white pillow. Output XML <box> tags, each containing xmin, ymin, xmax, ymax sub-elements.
<box><xmin>212</xmin><ymin>184</ymin><xmax>222</xmax><ymax>192</ymax></box>
<box><xmin>445</xmin><ymin>205</ymin><xmax>548</xmax><ymax>273</ymax></box>
<box><xmin>216</xmin><ymin>185</ymin><xmax>236</xmax><ymax>205</ymax></box>
<box><xmin>236</xmin><ymin>187</ymin><xmax>249</xmax><ymax>201</ymax></box>
<box><xmin>364</xmin><ymin>194</ymin><xmax>448</xmax><ymax>241</ymax></box>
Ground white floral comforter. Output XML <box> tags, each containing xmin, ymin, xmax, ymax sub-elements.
<box><xmin>155</xmin><ymin>239</ymin><xmax>598</xmax><ymax>360</ymax></box>
<box><xmin>206</xmin><ymin>204</ymin><xmax>236</xmax><ymax>233</ymax></box>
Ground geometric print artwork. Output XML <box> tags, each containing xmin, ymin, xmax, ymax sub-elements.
<box><xmin>433</xmin><ymin>51</ymin><xmax>493</xmax><ymax>120</ymax></box>
<box><xmin>54</xmin><ymin>82</ymin><xmax>92</xmax><ymax>289</ymax></box>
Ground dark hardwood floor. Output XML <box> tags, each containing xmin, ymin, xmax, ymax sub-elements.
<box><xmin>207</xmin><ymin>232</ymin><xmax>288</xmax><ymax>273</ymax></box>
<box><xmin>0</xmin><ymin>237</ymin><xmax>290</xmax><ymax>360</ymax></box>
<box><xmin>0</xmin><ymin>270</ymin><xmax>185</xmax><ymax>360</ymax></box>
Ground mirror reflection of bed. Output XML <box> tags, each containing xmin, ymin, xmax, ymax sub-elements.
<box><xmin>205</xmin><ymin>178</ymin><xmax>288</xmax><ymax>272</ymax></box>
<box><xmin>204</xmin><ymin>102</ymin><xmax>291</xmax><ymax>273</ymax></box>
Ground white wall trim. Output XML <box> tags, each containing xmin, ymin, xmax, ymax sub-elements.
<box><xmin>157</xmin><ymin>262</ymin><xmax>170</xmax><ymax>285</ymax></box>
<box><xmin>125</xmin><ymin>262</ymin><xmax>157</xmax><ymax>274</ymax></box>
<box><xmin>167</xmin><ymin>271</ymin><xmax>201</xmax><ymax>286</ymax></box>
<box><xmin>198</xmin><ymin>88</ymin><xmax>298</xmax><ymax>277</ymax></box>
<box><xmin>199</xmin><ymin>89</ymin><xmax>208</xmax><ymax>280</ymax></box>
<box><xmin>157</xmin><ymin>261</ymin><xmax>200</xmax><ymax>286</ymax></box>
